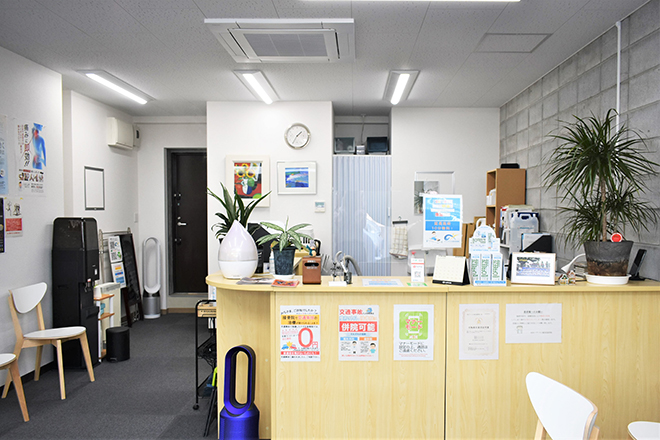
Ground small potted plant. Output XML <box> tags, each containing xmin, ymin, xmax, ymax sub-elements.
<box><xmin>207</xmin><ymin>182</ymin><xmax>270</xmax><ymax>239</ymax></box>
<box><xmin>543</xmin><ymin>109</ymin><xmax>658</xmax><ymax>282</ymax></box>
<box><xmin>256</xmin><ymin>218</ymin><xmax>313</xmax><ymax>278</ymax></box>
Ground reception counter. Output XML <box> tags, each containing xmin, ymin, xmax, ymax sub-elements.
<box><xmin>206</xmin><ymin>272</ymin><xmax>660</xmax><ymax>440</ymax></box>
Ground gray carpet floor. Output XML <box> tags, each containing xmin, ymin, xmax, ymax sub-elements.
<box><xmin>0</xmin><ymin>313</ymin><xmax>216</xmax><ymax>439</ymax></box>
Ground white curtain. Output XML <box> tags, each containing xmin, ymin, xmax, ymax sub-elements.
<box><xmin>332</xmin><ymin>155</ymin><xmax>391</xmax><ymax>276</ymax></box>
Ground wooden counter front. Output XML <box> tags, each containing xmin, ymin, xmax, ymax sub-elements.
<box><xmin>207</xmin><ymin>273</ymin><xmax>660</xmax><ymax>440</ymax></box>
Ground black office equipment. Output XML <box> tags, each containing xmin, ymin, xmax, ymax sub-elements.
<box><xmin>366</xmin><ymin>137</ymin><xmax>389</xmax><ymax>154</ymax></box>
<box><xmin>52</xmin><ymin>217</ymin><xmax>100</xmax><ymax>368</ymax></box>
<box><xmin>629</xmin><ymin>249</ymin><xmax>646</xmax><ymax>281</ymax></box>
<box><xmin>106</xmin><ymin>326</ymin><xmax>130</xmax><ymax>362</ymax></box>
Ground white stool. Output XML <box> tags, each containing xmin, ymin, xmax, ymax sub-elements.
<box><xmin>628</xmin><ymin>421</ymin><xmax>660</xmax><ymax>440</ymax></box>
<box><xmin>0</xmin><ymin>353</ymin><xmax>29</xmax><ymax>421</ymax></box>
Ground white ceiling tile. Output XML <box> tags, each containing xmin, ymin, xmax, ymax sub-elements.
<box><xmin>0</xmin><ymin>0</ymin><xmax>650</xmax><ymax>116</ymax></box>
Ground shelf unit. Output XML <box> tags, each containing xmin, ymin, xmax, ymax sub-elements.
<box><xmin>485</xmin><ymin>168</ymin><xmax>526</xmax><ymax>237</ymax></box>
<box><xmin>193</xmin><ymin>300</ymin><xmax>216</xmax><ymax>411</ymax></box>
<box><xmin>95</xmin><ymin>292</ymin><xmax>115</xmax><ymax>360</ymax></box>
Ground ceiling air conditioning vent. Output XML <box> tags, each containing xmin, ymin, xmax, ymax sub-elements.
<box><xmin>205</xmin><ymin>18</ymin><xmax>355</xmax><ymax>63</ymax></box>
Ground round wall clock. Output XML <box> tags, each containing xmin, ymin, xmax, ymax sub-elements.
<box><xmin>284</xmin><ymin>123</ymin><xmax>311</xmax><ymax>149</ymax></box>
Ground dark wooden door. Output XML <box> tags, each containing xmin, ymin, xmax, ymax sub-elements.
<box><xmin>169</xmin><ymin>150</ymin><xmax>208</xmax><ymax>293</ymax></box>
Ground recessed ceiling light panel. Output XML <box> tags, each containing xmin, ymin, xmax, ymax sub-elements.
<box><xmin>78</xmin><ymin>70</ymin><xmax>151</xmax><ymax>105</ymax></box>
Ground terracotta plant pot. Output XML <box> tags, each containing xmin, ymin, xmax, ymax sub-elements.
<box><xmin>584</xmin><ymin>241</ymin><xmax>633</xmax><ymax>276</ymax></box>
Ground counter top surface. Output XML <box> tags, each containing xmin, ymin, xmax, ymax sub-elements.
<box><xmin>206</xmin><ymin>271</ymin><xmax>660</xmax><ymax>292</ymax></box>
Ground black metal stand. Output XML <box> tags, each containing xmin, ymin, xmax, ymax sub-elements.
<box><xmin>193</xmin><ymin>300</ymin><xmax>216</xmax><ymax>410</ymax></box>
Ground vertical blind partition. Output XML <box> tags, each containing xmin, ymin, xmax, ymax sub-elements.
<box><xmin>332</xmin><ymin>155</ymin><xmax>391</xmax><ymax>276</ymax></box>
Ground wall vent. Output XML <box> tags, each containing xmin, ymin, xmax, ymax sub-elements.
<box><xmin>205</xmin><ymin>18</ymin><xmax>355</xmax><ymax>63</ymax></box>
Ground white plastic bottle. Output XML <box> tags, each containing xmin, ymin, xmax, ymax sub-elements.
<box><xmin>269</xmin><ymin>252</ymin><xmax>275</xmax><ymax>275</ymax></box>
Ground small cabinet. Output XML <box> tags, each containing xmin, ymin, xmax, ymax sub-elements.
<box><xmin>485</xmin><ymin>168</ymin><xmax>526</xmax><ymax>237</ymax></box>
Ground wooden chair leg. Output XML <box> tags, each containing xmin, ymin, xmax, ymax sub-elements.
<box><xmin>2</xmin><ymin>369</ymin><xmax>12</xmax><ymax>398</ymax></box>
<box><xmin>34</xmin><ymin>346</ymin><xmax>43</xmax><ymax>381</ymax></box>
<box><xmin>8</xmin><ymin>360</ymin><xmax>29</xmax><ymax>422</ymax></box>
<box><xmin>55</xmin><ymin>340</ymin><xmax>66</xmax><ymax>400</ymax></box>
<box><xmin>79</xmin><ymin>332</ymin><xmax>95</xmax><ymax>382</ymax></box>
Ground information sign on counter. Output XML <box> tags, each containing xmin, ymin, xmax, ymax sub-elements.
<box><xmin>505</xmin><ymin>303</ymin><xmax>562</xmax><ymax>344</ymax></box>
<box><xmin>280</xmin><ymin>305</ymin><xmax>321</xmax><ymax>362</ymax></box>
<box><xmin>338</xmin><ymin>305</ymin><xmax>379</xmax><ymax>361</ymax></box>
<box><xmin>393</xmin><ymin>304</ymin><xmax>434</xmax><ymax>360</ymax></box>
<box><xmin>459</xmin><ymin>304</ymin><xmax>499</xmax><ymax>360</ymax></box>
<box><xmin>422</xmin><ymin>194</ymin><xmax>463</xmax><ymax>248</ymax></box>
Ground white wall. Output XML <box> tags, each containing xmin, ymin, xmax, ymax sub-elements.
<box><xmin>135</xmin><ymin>117</ymin><xmax>206</xmax><ymax>309</ymax></box>
<box><xmin>0</xmin><ymin>47</ymin><xmax>64</xmax><ymax>382</ymax></box>
<box><xmin>390</xmin><ymin>107</ymin><xmax>500</xmax><ymax>274</ymax></box>
<box><xmin>206</xmin><ymin>101</ymin><xmax>333</xmax><ymax>277</ymax></box>
<box><xmin>65</xmin><ymin>91</ymin><xmax>139</xmax><ymax>234</ymax></box>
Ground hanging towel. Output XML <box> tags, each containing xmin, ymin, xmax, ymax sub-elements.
<box><xmin>390</xmin><ymin>224</ymin><xmax>408</xmax><ymax>259</ymax></box>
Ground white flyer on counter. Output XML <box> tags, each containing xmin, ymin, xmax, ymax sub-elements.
<box><xmin>338</xmin><ymin>305</ymin><xmax>379</xmax><ymax>361</ymax></box>
<box><xmin>393</xmin><ymin>304</ymin><xmax>434</xmax><ymax>360</ymax></box>
<box><xmin>505</xmin><ymin>303</ymin><xmax>562</xmax><ymax>344</ymax></box>
<box><xmin>459</xmin><ymin>304</ymin><xmax>499</xmax><ymax>360</ymax></box>
<box><xmin>280</xmin><ymin>305</ymin><xmax>321</xmax><ymax>362</ymax></box>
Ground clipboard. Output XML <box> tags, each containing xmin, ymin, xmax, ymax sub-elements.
<box><xmin>432</xmin><ymin>255</ymin><xmax>470</xmax><ymax>285</ymax></box>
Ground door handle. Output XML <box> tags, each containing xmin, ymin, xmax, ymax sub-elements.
<box><xmin>177</xmin><ymin>222</ymin><xmax>187</xmax><ymax>226</ymax></box>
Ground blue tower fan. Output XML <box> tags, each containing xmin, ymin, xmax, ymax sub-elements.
<box><xmin>218</xmin><ymin>345</ymin><xmax>259</xmax><ymax>439</ymax></box>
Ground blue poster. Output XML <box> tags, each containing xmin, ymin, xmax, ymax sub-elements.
<box><xmin>422</xmin><ymin>194</ymin><xmax>463</xmax><ymax>248</ymax></box>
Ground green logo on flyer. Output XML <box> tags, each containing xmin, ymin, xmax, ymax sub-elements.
<box><xmin>399</xmin><ymin>311</ymin><xmax>428</xmax><ymax>340</ymax></box>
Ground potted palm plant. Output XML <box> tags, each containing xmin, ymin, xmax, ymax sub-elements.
<box><xmin>543</xmin><ymin>109</ymin><xmax>658</xmax><ymax>282</ymax></box>
<box><xmin>256</xmin><ymin>218</ymin><xmax>313</xmax><ymax>278</ymax></box>
<box><xmin>208</xmin><ymin>182</ymin><xmax>270</xmax><ymax>239</ymax></box>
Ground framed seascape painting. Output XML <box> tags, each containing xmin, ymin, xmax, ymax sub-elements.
<box><xmin>277</xmin><ymin>161</ymin><xmax>317</xmax><ymax>195</ymax></box>
<box><xmin>225</xmin><ymin>155</ymin><xmax>270</xmax><ymax>207</ymax></box>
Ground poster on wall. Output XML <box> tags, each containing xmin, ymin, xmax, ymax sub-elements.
<box><xmin>422</xmin><ymin>194</ymin><xmax>462</xmax><ymax>248</ymax></box>
<box><xmin>17</xmin><ymin>122</ymin><xmax>46</xmax><ymax>195</ymax></box>
<box><xmin>4</xmin><ymin>197</ymin><xmax>23</xmax><ymax>237</ymax></box>
<box><xmin>0</xmin><ymin>198</ymin><xmax>5</xmax><ymax>252</ymax></box>
<box><xmin>459</xmin><ymin>304</ymin><xmax>499</xmax><ymax>360</ymax></box>
<box><xmin>505</xmin><ymin>303</ymin><xmax>562</xmax><ymax>344</ymax></box>
<box><xmin>393</xmin><ymin>304</ymin><xmax>434</xmax><ymax>360</ymax></box>
<box><xmin>338</xmin><ymin>305</ymin><xmax>379</xmax><ymax>361</ymax></box>
<box><xmin>0</xmin><ymin>115</ymin><xmax>8</xmax><ymax>196</ymax></box>
<box><xmin>280</xmin><ymin>305</ymin><xmax>321</xmax><ymax>362</ymax></box>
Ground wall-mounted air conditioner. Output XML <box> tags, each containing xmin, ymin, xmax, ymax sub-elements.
<box><xmin>107</xmin><ymin>117</ymin><xmax>139</xmax><ymax>149</ymax></box>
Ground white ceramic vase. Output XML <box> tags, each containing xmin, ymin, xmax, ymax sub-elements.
<box><xmin>218</xmin><ymin>221</ymin><xmax>258</xmax><ymax>279</ymax></box>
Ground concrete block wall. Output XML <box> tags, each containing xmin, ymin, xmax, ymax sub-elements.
<box><xmin>500</xmin><ymin>0</ymin><xmax>660</xmax><ymax>280</ymax></box>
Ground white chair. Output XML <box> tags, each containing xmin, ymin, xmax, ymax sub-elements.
<box><xmin>2</xmin><ymin>282</ymin><xmax>95</xmax><ymax>400</ymax></box>
<box><xmin>0</xmin><ymin>353</ymin><xmax>29</xmax><ymax>421</ymax></box>
<box><xmin>526</xmin><ymin>372</ymin><xmax>599</xmax><ymax>440</ymax></box>
<box><xmin>628</xmin><ymin>421</ymin><xmax>660</xmax><ymax>440</ymax></box>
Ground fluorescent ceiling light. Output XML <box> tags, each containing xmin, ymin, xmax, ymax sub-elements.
<box><xmin>78</xmin><ymin>70</ymin><xmax>151</xmax><ymax>105</ymax></box>
<box><xmin>234</xmin><ymin>71</ymin><xmax>278</xmax><ymax>105</ymax></box>
<box><xmin>384</xmin><ymin>70</ymin><xmax>419</xmax><ymax>105</ymax></box>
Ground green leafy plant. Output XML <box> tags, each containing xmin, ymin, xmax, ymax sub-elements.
<box><xmin>207</xmin><ymin>182</ymin><xmax>270</xmax><ymax>239</ymax></box>
<box><xmin>544</xmin><ymin>109</ymin><xmax>658</xmax><ymax>245</ymax></box>
<box><xmin>256</xmin><ymin>218</ymin><xmax>313</xmax><ymax>251</ymax></box>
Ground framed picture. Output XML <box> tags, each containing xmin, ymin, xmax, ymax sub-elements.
<box><xmin>84</xmin><ymin>166</ymin><xmax>105</xmax><ymax>210</ymax></box>
<box><xmin>511</xmin><ymin>252</ymin><xmax>556</xmax><ymax>285</ymax></box>
<box><xmin>225</xmin><ymin>155</ymin><xmax>270</xmax><ymax>207</ymax></box>
<box><xmin>277</xmin><ymin>161</ymin><xmax>317</xmax><ymax>194</ymax></box>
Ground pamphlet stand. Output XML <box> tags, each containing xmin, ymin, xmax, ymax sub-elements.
<box><xmin>468</xmin><ymin>225</ymin><xmax>506</xmax><ymax>286</ymax></box>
